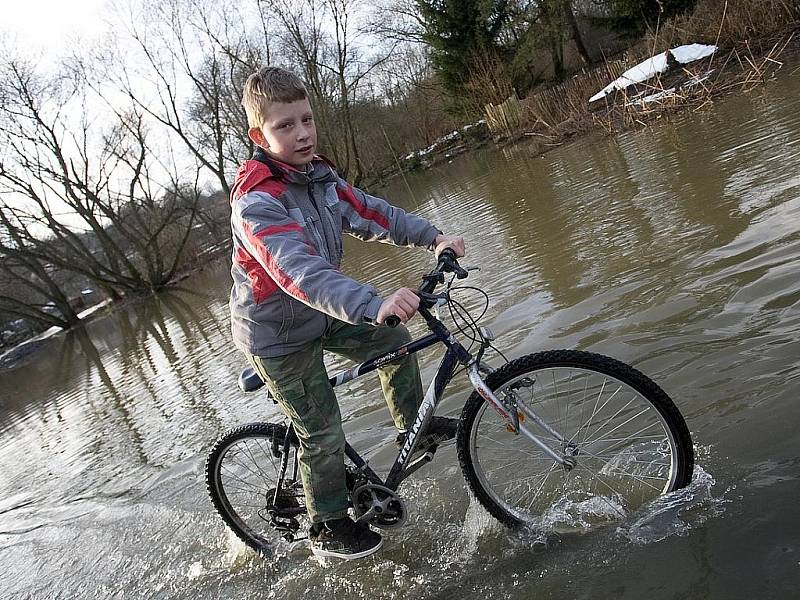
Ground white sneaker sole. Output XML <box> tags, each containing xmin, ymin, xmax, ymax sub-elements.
<box><xmin>311</xmin><ymin>538</ymin><xmax>383</xmax><ymax>560</ymax></box>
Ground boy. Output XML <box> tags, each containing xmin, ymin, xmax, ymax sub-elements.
<box><xmin>229</xmin><ymin>66</ymin><xmax>465</xmax><ymax>560</ymax></box>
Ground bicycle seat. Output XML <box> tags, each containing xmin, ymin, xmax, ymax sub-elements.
<box><xmin>238</xmin><ymin>367</ymin><xmax>265</xmax><ymax>393</ymax></box>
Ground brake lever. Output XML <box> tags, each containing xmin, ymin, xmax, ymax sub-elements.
<box><xmin>439</xmin><ymin>249</ymin><xmax>469</xmax><ymax>279</ymax></box>
<box><xmin>418</xmin><ymin>291</ymin><xmax>445</xmax><ymax>306</ymax></box>
<box><xmin>434</xmin><ymin>295</ymin><xmax>446</xmax><ymax>320</ymax></box>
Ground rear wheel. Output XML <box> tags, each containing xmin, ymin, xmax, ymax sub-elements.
<box><xmin>457</xmin><ymin>350</ymin><xmax>693</xmax><ymax>528</ymax></box>
<box><xmin>205</xmin><ymin>422</ymin><xmax>306</xmax><ymax>553</ymax></box>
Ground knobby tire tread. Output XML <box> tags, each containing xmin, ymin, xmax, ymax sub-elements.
<box><xmin>456</xmin><ymin>350</ymin><xmax>694</xmax><ymax>528</ymax></box>
<box><xmin>205</xmin><ymin>421</ymin><xmax>293</xmax><ymax>554</ymax></box>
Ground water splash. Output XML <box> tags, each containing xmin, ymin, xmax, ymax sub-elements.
<box><xmin>500</xmin><ymin>460</ymin><xmax>725</xmax><ymax>551</ymax></box>
<box><xmin>187</xmin><ymin>560</ymin><xmax>206</xmax><ymax>580</ymax></box>
<box><xmin>458</xmin><ymin>495</ymin><xmax>504</xmax><ymax>556</ymax></box>
<box><xmin>539</xmin><ymin>494</ymin><xmax>626</xmax><ymax>533</ymax></box>
<box><xmin>616</xmin><ymin>465</ymin><xmax>727</xmax><ymax>544</ymax></box>
<box><xmin>222</xmin><ymin>530</ymin><xmax>254</xmax><ymax>568</ymax></box>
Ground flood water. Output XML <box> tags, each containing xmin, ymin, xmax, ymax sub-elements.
<box><xmin>2</xmin><ymin>64</ymin><xmax>800</xmax><ymax>599</ymax></box>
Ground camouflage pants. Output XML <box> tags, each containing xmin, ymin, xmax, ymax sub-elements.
<box><xmin>246</xmin><ymin>320</ymin><xmax>423</xmax><ymax>523</ymax></box>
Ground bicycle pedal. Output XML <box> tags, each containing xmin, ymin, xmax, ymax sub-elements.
<box><xmin>403</xmin><ymin>449</ymin><xmax>436</xmax><ymax>478</ymax></box>
<box><xmin>268</xmin><ymin>513</ymin><xmax>301</xmax><ymax>532</ymax></box>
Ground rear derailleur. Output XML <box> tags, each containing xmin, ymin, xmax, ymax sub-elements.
<box><xmin>261</xmin><ymin>486</ymin><xmax>304</xmax><ymax>542</ymax></box>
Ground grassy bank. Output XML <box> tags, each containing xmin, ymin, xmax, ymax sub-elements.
<box><xmin>504</xmin><ymin>0</ymin><xmax>800</xmax><ymax>151</ymax></box>
<box><xmin>386</xmin><ymin>0</ymin><xmax>800</xmax><ymax>174</ymax></box>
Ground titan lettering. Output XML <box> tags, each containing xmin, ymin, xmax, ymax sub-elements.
<box><xmin>399</xmin><ymin>385</ymin><xmax>436</xmax><ymax>463</ymax></box>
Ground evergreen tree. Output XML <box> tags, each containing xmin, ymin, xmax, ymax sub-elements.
<box><xmin>415</xmin><ymin>0</ymin><xmax>511</xmax><ymax>97</ymax></box>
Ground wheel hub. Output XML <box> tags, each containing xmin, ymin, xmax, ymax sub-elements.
<box><xmin>561</xmin><ymin>442</ymin><xmax>580</xmax><ymax>471</ymax></box>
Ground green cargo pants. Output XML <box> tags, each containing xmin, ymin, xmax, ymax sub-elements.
<box><xmin>246</xmin><ymin>319</ymin><xmax>423</xmax><ymax>524</ymax></box>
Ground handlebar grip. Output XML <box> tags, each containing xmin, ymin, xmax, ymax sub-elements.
<box><xmin>437</xmin><ymin>247</ymin><xmax>468</xmax><ymax>279</ymax></box>
<box><xmin>438</xmin><ymin>247</ymin><xmax>457</xmax><ymax>263</ymax></box>
<box><xmin>384</xmin><ymin>315</ymin><xmax>401</xmax><ymax>328</ymax></box>
<box><xmin>453</xmin><ymin>263</ymin><xmax>469</xmax><ymax>279</ymax></box>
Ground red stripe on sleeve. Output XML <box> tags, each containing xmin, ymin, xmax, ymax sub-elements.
<box><xmin>336</xmin><ymin>183</ymin><xmax>390</xmax><ymax>230</ymax></box>
<box><xmin>255</xmin><ymin>222</ymin><xmax>304</xmax><ymax>238</ymax></box>
<box><xmin>242</xmin><ymin>222</ymin><xmax>309</xmax><ymax>302</ymax></box>
<box><xmin>255</xmin><ymin>222</ymin><xmax>318</xmax><ymax>256</ymax></box>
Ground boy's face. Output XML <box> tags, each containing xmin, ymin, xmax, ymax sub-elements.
<box><xmin>249</xmin><ymin>98</ymin><xmax>317</xmax><ymax>168</ymax></box>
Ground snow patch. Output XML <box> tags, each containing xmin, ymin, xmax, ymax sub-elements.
<box><xmin>403</xmin><ymin>120</ymin><xmax>487</xmax><ymax>160</ymax></box>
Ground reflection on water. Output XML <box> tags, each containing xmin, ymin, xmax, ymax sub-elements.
<box><xmin>2</xmin><ymin>66</ymin><xmax>800</xmax><ymax>599</ymax></box>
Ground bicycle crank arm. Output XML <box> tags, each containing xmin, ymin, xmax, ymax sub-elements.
<box><xmin>468</xmin><ymin>364</ymin><xmax>568</xmax><ymax>467</ymax></box>
<box><xmin>355</xmin><ymin>507</ymin><xmax>378</xmax><ymax>525</ymax></box>
<box><xmin>401</xmin><ymin>449</ymin><xmax>436</xmax><ymax>480</ymax></box>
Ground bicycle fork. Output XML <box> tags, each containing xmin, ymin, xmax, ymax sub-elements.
<box><xmin>466</xmin><ymin>363</ymin><xmax>575</xmax><ymax>469</ymax></box>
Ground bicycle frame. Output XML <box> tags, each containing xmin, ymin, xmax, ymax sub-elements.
<box><xmin>214</xmin><ymin>250</ymin><xmax>692</xmax><ymax>548</ymax></box>
<box><xmin>281</xmin><ymin>304</ymin><xmax>552</xmax><ymax>499</ymax></box>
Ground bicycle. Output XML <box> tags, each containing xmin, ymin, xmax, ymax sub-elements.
<box><xmin>205</xmin><ymin>249</ymin><xmax>694</xmax><ymax>554</ymax></box>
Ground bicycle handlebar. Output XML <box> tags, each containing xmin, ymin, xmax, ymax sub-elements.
<box><xmin>383</xmin><ymin>248</ymin><xmax>467</xmax><ymax>328</ymax></box>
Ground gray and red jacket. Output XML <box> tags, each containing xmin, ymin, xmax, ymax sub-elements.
<box><xmin>229</xmin><ymin>149</ymin><xmax>440</xmax><ymax>357</ymax></box>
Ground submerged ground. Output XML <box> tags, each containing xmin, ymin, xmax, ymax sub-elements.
<box><xmin>1</xmin><ymin>59</ymin><xmax>799</xmax><ymax>599</ymax></box>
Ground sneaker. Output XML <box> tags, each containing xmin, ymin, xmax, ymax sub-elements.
<box><xmin>395</xmin><ymin>416</ymin><xmax>459</xmax><ymax>456</ymax></box>
<box><xmin>309</xmin><ymin>517</ymin><xmax>383</xmax><ymax>560</ymax></box>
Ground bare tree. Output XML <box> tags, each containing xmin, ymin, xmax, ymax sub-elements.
<box><xmin>324</xmin><ymin>0</ymin><xmax>398</xmax><ymax>184</ymax></box>
<box><xmin>90</xmin><ymin>0</ymin><xmax>272</xmax><ymax>194</ymax></box>
<box><xmin>373</xmin><ymin>44</ymin><xmax>456</xmax><ymax>149</ymax></box>
<box><xmin>0</xmin><ymin>206</ymin><xmax>81</xmax><ymax>330</ymax></box>
<box><xmin>0</xmin><ymin>54</ymin><xmax>203</xmax><ymax>306</ymax></box>
<box><xmin>259</xmin><ymin>0</ymin><xmax>342</xmax><ymax>167</ymax></box>
<box><xmin>367</xmin><ymin>0</ymin><xmax>429</xmax><ymax>43</ymax></box>
<box><xmin>260</xmin><ymin>0</ymin><xmax>396</xmax><ymax>184</ymax></box>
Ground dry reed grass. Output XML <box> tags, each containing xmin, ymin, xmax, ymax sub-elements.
<box><xmin>607</xmin><ymin>32</ymin><xmax>796</xmax><ymax>129</ymax></box>
<box><xmin>506</xmin><ymin>0</ymin><xmax>799</xmax><ymax>145</ymax></box>
<box><xmin>645</xmin><ymin>0</ymin><xmax>800</xmax><ymax>50</ymax></box>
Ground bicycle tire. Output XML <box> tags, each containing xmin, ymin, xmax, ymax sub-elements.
<box><xmin>205</xmin><ymin>422</ymin><xmax>305</xmax><ymax>553</ymax></box>
<box><xmin>457</xmin><ymin>350</ymin><xmax>694</xmax><ymax>528</ymax></box>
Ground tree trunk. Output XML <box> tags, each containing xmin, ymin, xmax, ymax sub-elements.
<box><xmin>562</xmin><ymin>1</ymin><xmax>591</xmax><ymax>64</ymax></box>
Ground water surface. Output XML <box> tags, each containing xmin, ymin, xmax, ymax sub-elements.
<box><xmin>2</xmin><ymin>65</ymin><xmax>800</xmax><ymax>599</ymax></box>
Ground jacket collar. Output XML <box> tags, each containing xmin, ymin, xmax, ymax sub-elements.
<box><xmin>252</xmin><ymin>147</ymin><xmax>333</xmax><ymax>185</ymax></box>
<box><xmin>231</xmin><ymin>148</ymin><xmax>336</xmax><ymax>202</ymax></box>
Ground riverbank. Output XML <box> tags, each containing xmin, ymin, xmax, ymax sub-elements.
<box><xmin>0</xmin><ymin>241</ymin><xmax>232</xmax><ymax>370</ymax></box>
<box><xmin>369</xmin><ymin>14</ymin><xmax>800</xmax><ymax>187</ymax></box>
<box><xmin>517</xmin><ymin>31</ymin><xmax>799</xmax><ymax>153</ymax></box>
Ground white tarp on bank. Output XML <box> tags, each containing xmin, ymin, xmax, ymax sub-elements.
<box><xmin>589</xmin><ymin>43</ymin><xmax>718</xmax><ymax>103</ymax></box>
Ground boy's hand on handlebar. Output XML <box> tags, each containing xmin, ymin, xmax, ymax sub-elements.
<box><xmin>434</xmin><ymin>234</ymin><xmax>465</xmax><ymax>259</ymax></box>
<box><xmin>377</xmin><ymin>288</ymin><xmax>420</xmax><ymax>325</ymax></box>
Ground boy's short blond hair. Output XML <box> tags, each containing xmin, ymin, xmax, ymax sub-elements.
<box><xmin>242</xmin><ymin>67</ymin><xmax>308</xmax><ymax>128</ymax></box>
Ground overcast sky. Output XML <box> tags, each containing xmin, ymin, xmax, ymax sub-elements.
<box><xmin>1</xmin><ymin>0</ymin><xmax>108</xmax><ymax>57</ymax></box>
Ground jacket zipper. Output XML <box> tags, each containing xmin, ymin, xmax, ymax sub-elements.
<box><xmin>304</xmin><ymin>182</ymin><xmax>327</xmax><ymax>260</ymax></box>
<box><xmin>307</xmin><ymin>181</ymin><xmax>338</xmax><ymax>263</ymax></box>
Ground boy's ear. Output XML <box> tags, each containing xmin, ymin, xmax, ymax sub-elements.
<box><xmin>248</xmin><ymin>127</ymin><xmax>267</xmax><ymax>149</ymax></box>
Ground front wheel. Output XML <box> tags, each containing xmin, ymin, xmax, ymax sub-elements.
<box><xmin>457</xmin><ymin>350</ymin><xmax>694</xmax><ymax>528</ymax></box>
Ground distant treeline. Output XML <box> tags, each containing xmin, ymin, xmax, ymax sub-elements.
<box><xmin>1</xmin><ymin>0</ymin><xmax>797</xmax><ymax>348</ymax></box>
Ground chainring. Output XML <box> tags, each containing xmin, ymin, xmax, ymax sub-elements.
<box><xmin>351</xmin><ymin>483</ymin><xmax>407</xmax><ymax>529</ymax></box>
